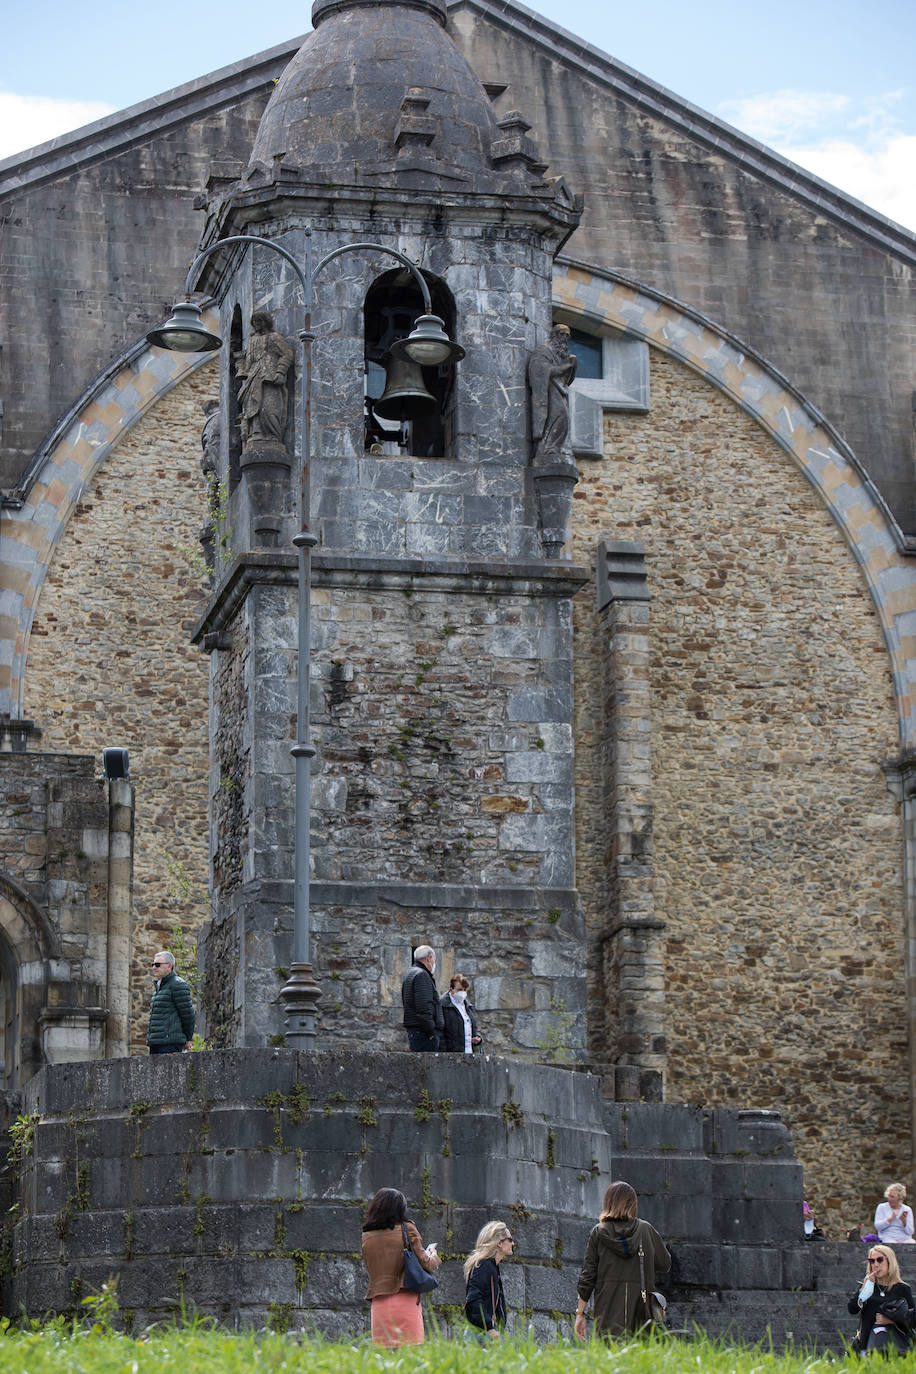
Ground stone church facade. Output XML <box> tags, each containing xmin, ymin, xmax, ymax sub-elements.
<box><xmin>1</xmin><ymin>0</ymin><xmax>915</xmax><ymax>1239</ymax></box>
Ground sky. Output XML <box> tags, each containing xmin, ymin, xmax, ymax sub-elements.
<box><xmin>1</xmin><ymin>0</ymin><xmax>914</xmax><ymax>232</ymax></box>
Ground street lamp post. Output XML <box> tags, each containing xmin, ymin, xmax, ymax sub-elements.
<box><xmin>148</xmin><ymin>228</ymin><xmax>463</xmax><ymax>1049</ymax></box>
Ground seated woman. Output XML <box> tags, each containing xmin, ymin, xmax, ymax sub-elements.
<box><xmin>361</xmin><ymin>1187</ymin><xmax>441</xmax><ymax>1347</ymax></box>
<box><xmin>464</xmin><ymin>1220</ymin><xmax>514</xmax><ymax>1339</ymax></box>
<box><xmin>848</xmin><ymin>1245</ymin><xmax>915</xmax><ymax>1354</ymax></box>
<box><xmin>875</xmin><ymin>1183</ymin><xmax>915</xmax><ymax>1245</ymax></box>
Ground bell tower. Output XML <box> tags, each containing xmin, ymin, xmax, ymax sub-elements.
<box><xmin>190</xmin><ymin>0</ymin><xmax>588</xmax><ymax>1055</ymax></box>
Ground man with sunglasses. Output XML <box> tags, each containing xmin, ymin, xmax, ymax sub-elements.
<box><xmin>146</xmin><ymin>950</ymin><xmax>195</xmax><ymax>1055</ymax></box>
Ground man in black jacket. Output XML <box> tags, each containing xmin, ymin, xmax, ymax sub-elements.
<box><xmin>401</xmin><ymin>945</ymin><xmax>444</xmax><ymax>1052</ymax></box>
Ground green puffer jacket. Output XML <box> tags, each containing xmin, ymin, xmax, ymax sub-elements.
<box><xmin>146</xmin><ymin>971</ymin><xmax>195</xmax><ymax>1047</ymax></box>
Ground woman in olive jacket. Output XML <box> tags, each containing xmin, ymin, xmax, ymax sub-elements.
<box><xmin>574</xmin><ymin>1181</ymin><xmax>670</xmax><ymax>1338</ymax></box>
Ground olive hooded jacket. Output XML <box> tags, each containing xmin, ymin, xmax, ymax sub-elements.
<box><xmin>577</xmin><ymin>1215</ymin><xmax>671</xmax><ymax>1336</ymax></box>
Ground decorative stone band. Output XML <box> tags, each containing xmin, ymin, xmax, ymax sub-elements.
<box><xmin>0</xmin><ymin>321</ymin><xmax>218</xmax><ymax>721</ymax></box>
<box><xmin>553</xmin><ymin>256</ymin><xmax>916</xmax><ymax>752</ymax></box>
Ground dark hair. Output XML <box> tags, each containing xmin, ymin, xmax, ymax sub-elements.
<box><xmin>362</xmin><ymin>1188</ymin><xmax>408</xmax><ymax>1232</ymax></box>
<box><xmin>600</xmin><ymin>1181</ymin><xmax>638</xmax><ymax>1221</ymax></box>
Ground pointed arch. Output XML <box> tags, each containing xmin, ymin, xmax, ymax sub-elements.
<box><xmin>0</xmin><ymin>325</ymin><xmax>218</xmax><ymax>722</ymax></box>
<box><xmin>553</xmin><ymin>257</ymin><xmax>916</xmax><ymax>751</ymax></box>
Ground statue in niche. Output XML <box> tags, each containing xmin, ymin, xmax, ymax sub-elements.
<box><xmin>235</xmin><ymin>310</ymin><xmax>294</xmax><ymax>457</ymax></box>
<box><xmin>528</xmin><ymin>323</ymin><xmax>578</xmax><ymax>462</ymax></box>
<box><xmin>198</xmin><ymin>399</ymin><xmax>220</xmax><ymax>573</ymax></box>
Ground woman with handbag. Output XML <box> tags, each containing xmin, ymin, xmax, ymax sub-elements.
<box><xmin>464</xmin><ymin>1220</ymin><xmax>514</xmax><ymax>1339</ymax></box>
<box><xmin>574</xmin><ymin>1180</ymin><xmax>671</xmax><ymax>1339</ymax></box>
<box><xmin>361</xmin><ymin>1187</ymin><xmax>441</xmax><ymax>1347</ymax></box>
<box><xmin>848</xmin><ymin>1244</ymin><xmax>916</xmax><ymax>1354</ymax></box>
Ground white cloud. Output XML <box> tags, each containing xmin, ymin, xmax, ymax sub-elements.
<box><xmin>776</xmin><ymin>133</ymin><xmax>916</xmax><ymax>232</ymax></box>
<box><xmin>716</xmin><ymin>87</ymin><xmax>916</xmax><ymax>233</ymax></box>
<box><xmin>0</xmin><ymin>93</ymin><xmax>116</xmax><ymax>161</ymax></box>
<box><xmin>718</xmin><ymin>89</ymin><xmax>850</xmax><ymax>144</ymax></box>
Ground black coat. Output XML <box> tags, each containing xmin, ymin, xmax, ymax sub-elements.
<box><xmin>440</xmin><ymin>992</ymin><xmax>480</xmax><ymax>1052</ymax></box>
<box><xmin>465</xmin><ymin>1257</ymin><xmax>506</xmax><ymax>1331</ymax></box>
<box><xmin>848</xmin><ymin>1279</ymin><xmax>915</xmax><ymax>1347</ymax></box>
<box><xmin>401</xmin><ymin>963</ymin><xmax>444</xmax><ymax>1037</ymax></box>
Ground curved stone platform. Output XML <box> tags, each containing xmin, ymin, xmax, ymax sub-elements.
<box><xmin>0</xmin><ymin>1047</ymin><xmax>871</xmax><ymax>1347</ymax></box>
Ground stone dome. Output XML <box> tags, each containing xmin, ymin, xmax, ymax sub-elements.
<box><xmin>247</xmin><ymin>0</ymin><xmax>501</xmax><ymax>187</ymax></box>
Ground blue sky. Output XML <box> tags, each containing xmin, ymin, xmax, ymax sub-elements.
<box><xmin>2</xmin><ymin>0</ymin><xmax>914</xmax><ymax>230</ymax></box>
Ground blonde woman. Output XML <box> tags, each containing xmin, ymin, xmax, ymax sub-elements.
<box><xmin>848</xmin><ymin>1244</ymin><xmax>915</xmax><ymax>1354</ymax></box>
<box><xmin>875</xmin><ymin>1183</ymin><xmax>915</xmax><ymax>1245</ymax></box>
<box><xmin>464</xmin><ymin>1220</ymin><xmax>514</xmax><ymax>1338</ymax></box>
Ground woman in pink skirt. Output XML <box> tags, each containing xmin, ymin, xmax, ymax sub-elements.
<box><xmin>361</xmin><ymin>1187</ymin><xmax>442</xmax><ymax>1346</ymax></box>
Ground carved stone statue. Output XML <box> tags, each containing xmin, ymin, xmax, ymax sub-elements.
<box><xmin>199</xmin><ymin>399</ymin><xmax>221</xmax><ymax>574</ymax></box>
<box><xmin>235</xmin><ymin>310</ymin><xmax>294</xmax><ymax>457</ymax></box>
<box><xmin>528</xmin><ymin>323</ymin><xmax>578</xmax><ymax>462</ymax></box>
<box><xmin>200</xmin><ymin>399</ymin><xmax>220</xmax><ymax>481</ymax></box>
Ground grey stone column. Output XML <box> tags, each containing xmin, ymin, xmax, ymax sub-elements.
<box><xmin>883</xmin><ymin>751</ymin><xmax>916</xmax><ymax>1180</ymax></box>
<box><xmin>596</xmin><ymin>541</ymin><xmax>665</xmax><ymax>1099</ymax></box>
<box><xmin>105</xmin><ymin>779</ymin><xmax>134</xmax><ymax>1059</ymax></box>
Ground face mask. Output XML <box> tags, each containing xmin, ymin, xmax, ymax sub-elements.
<box><xmin>451</xmin><ymin>989</ymin><xmax>467</xmax><ymax>1003</ymax></box>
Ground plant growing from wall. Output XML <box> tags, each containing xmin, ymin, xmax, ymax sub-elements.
<box><xmin>535</xmin><ymin>998</ymin><xmax>577</xmax><ymax>1065</ymax></box>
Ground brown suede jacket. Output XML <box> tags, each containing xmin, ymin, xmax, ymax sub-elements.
<box><xmin>361</xmin><ymin>1220</ymin><xmax>437</xmax><ymax>1300</ymax></box>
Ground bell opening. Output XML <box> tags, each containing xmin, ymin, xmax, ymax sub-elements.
<box><xmin>364</xmin><ymin>267</ymin><xmax>458</xmax><ymax>457</ymax></box>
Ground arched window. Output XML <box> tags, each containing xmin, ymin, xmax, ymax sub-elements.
<box><xmin>364</xmin><ymin>269</ymin><xmax>457</xmax><ymax>458</ymax></box>
<box><xmin>0</xmin><ymin>931</ymin><xmax>18</xmax><ymax>1089</ymax></box>
<box><xmin>227</xmin><ymin>305</ymin><xmax>245</xmax><ymax>491</ymax></box>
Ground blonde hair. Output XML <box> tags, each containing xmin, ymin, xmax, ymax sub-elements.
<box><xmin>867</xmin><ymin>1245</ymin><xmax>901</xmax><ymax>1286</ymax></box>
<box><xmin>885</xmin><ymin>1182</ymin><xmax>908</xmax><ymax>1201</ymax></box>
<box><xmin>463</xmin><ymin>1220</ymin><xmax>510</xmax><ymax>1281</ymax></box>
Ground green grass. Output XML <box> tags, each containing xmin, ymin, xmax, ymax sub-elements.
<box><xmin>0</xmin><ymin>1322</ymin><xmax>867</xmax><ymax>1374</ymax></box>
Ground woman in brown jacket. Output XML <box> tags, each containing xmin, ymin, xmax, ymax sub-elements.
<box><xmin>574</xmin><ymin>1181</ymin><xmax>671</xmax><ymax>1339</ymax></box>
<box><xmin>361</xmin><ymin>1187</ymin><xmax>442</xmax><ymax>1346</ymax></box>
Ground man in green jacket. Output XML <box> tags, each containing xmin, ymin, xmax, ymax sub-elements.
<box><xmin>147</xmin><ymin>950</ymin><xmax>195</xmax><ymax>1054</ymax></box>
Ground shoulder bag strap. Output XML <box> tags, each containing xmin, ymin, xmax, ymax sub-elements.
<box><xmin>638</xmin><ymin>1239</ymin><xmax>649</xmax><ymax>1307</ymax></box>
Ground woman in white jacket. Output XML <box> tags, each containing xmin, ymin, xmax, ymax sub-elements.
<box><xmin>875</xmin><ymin>1182</ymin><xmax>915</xmax><ymax>1245</ymax></box>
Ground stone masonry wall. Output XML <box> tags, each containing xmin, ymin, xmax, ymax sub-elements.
<box><xmin>23</xmin><ymin>369</ymin><xmax>216</xmax><ymax>1051</ymax></box>
<box><xmin>570</xmin><ymin>349</ymin><xmax>903</xmax><ymax>1235</ymax></box>
<box><xmin>452</xmin><ymin>4</ymin><xmax>916</xmax><ymax>529</ymax></box>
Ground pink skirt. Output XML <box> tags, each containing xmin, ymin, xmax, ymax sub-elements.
<box><xmin>370</xmin><ymin>1290</ymin><xmax>424</xmax><ymax>1347</ymax></box>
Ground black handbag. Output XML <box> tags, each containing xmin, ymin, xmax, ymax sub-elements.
<box><xmin>401</xmin><ymin>1223</ymin><xmax>439</xmax><ymax>1296</ymax></box>
<box><xmin>638</xmin><ymin>1240</ymin><xmax>667</xmax><ymax>1327</ymax></box>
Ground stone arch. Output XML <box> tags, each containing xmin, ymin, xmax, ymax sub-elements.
<box><xmin>0</xmin><ymin>870</ymin><xmax>60</xmax><ymax>963</ymax></box>
<box><xmin>0</xmin><ymin>871</ymin><xmax>59</xmax><ymax>1086</ymax></box>
<box><xmin>0</xmin><ymin>325</ymin><xmax>219</xmax><ymax>722</ymax></box>
<box><xmin>553</xmin><ymin>258</ymin><xmax>916</xmax><ymax>751</ymax></box>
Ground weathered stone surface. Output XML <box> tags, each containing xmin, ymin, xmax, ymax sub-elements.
<box><xmin>571</xmin><ymin>351</ymin><xmax>903</xmax><ymax>1230</ymax></box>
<box><xmin>0</xmin><ymin>1052</ymin><xmax>897</xmax><ymax>1349</ymax></box>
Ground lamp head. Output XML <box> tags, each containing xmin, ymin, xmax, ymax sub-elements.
<box><xmin>393</xmin><ymin>314</ymin><xmax>465</xmax><ymax>368</ymax></box>
<box><xmin>146</xmin><ymin>300</ymin><xmax>223</xmax><ymax>353</ymax></box>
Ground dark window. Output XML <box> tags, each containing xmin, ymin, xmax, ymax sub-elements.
<box><xmin>568</xmin><ymin>328</ymin><xmax>603</xmax><ymax>380</ymax></box>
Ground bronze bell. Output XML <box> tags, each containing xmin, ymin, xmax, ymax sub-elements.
<box><xmin>373</xmin><ymin>352</ymin><xmax>437</xmax><ymax>421</ymax></box>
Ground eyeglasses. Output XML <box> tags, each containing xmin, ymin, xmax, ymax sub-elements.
<box><xmin>869</xmin><ymin>1257</ymin><xmax>887</xmax><ymax>1266</ymax></box>
<box><xmin>152</xmin><ymin>961</ymin><xmax>168</xmax><ymax>967</ymax></box>
<box><xmin>502</xmin><ymin>1235</ymin><xmax>514</xmax><ymax>1243</ymax></box>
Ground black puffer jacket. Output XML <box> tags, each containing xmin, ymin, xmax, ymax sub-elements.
<box><xmin>848</xmin><ymin>1279</ymin><xmax>915</xmax><ymax>1347</ymax></box>
<box><xmin>146</xmin><ymin>970</ymin><xmax>195</xmax><ymax>1047</ymax></box>
<box><xmin>401</xmin><ymin>963</ymin><xmax>443</xmax><ymax>1037</ymax></box>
